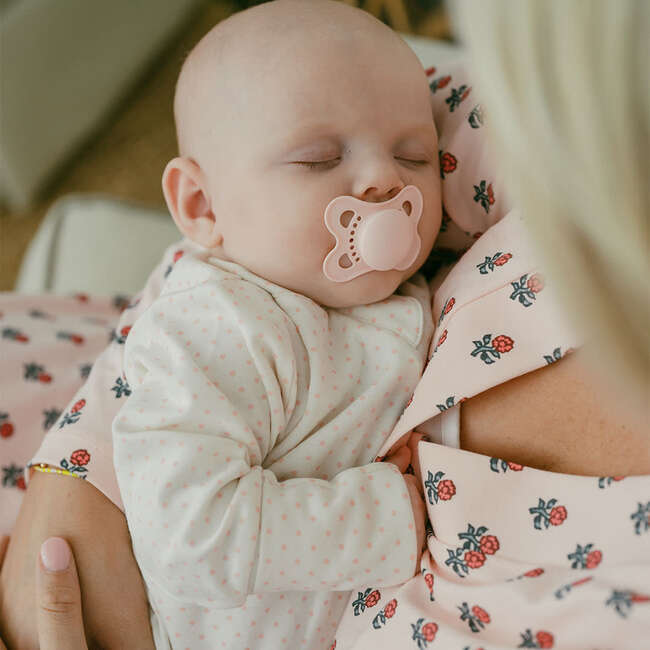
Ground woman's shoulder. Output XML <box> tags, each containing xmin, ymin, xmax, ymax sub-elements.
<box><xmin>459</xmin><ymin>347</ymin><xmax>650</xmax><ymax>476</ymax></box>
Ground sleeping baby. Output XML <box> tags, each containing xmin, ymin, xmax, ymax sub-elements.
<box><xmin>111</xmin><ymin>0</ymin><xmax>440</xmax><ymax>647</ymax></box>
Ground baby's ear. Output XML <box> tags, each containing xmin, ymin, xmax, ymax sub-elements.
<box><xmin>162</xmin><ymin>157</ymin><xmax>223</xmax><ymax>248</ymax></box>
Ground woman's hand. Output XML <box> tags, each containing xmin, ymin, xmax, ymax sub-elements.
<box><xmin>0</xmin><ymin>471</ymin><xmax>155</xmax><ymax>649</ymax></box>
<box><xmin>1</xmin><ymin>535</ymin><xmax>89</xmax><ymax>650</ymax></box>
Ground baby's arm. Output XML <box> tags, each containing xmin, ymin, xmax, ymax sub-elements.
<box><xmin>114</xmin><ymin>278</ymin><xmax>419</xmax><ymax>609</ymax></box>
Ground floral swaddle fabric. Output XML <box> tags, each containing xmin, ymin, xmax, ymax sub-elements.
<box><xmin>333</xmin><ymin>211</ymin><xmax>650</xmax><ymax>649</ymax></box>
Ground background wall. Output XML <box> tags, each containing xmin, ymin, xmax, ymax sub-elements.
<box><xmin>0</xmin><ymin>0</ymin><xmax>451</xmax><ymax>291</ymax></box>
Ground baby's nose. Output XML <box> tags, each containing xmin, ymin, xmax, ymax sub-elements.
<box><xmin>360</xmin><ymin>184</ymin><xmax>403</xmax><ymax>204</ymax></box>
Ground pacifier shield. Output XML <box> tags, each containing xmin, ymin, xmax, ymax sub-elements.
<box><xmin>323</xmin><ymin>185</ymin><xmax>423</xmax><ymax>282</ymax></box>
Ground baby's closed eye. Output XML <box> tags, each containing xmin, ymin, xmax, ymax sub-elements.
<box><xmin>293</xmin><ymin>157</ymin><xmax>429</xmax><ymax>170</ymax></box>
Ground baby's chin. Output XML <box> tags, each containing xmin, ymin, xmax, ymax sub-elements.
<box><xmin>313</xmin><ymin>269</ymin><xmax>407</xmax><ymax>309</ymax></box>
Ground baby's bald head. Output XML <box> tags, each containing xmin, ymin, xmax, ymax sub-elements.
<box><xmin>163</xmin><ymin>0</ymin><xmax>440</xmax><ymax>309</ymax></box>
<box><xmin>173</xmin><ymin>0</ymin><xmax>423</xmax><ymax>168</ymax></box>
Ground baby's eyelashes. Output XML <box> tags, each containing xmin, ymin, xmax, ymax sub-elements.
<box><xmin>295</xmin><ymin>159</ymin><xmax>341</xmax><ymax>170</ymax></box>
<box><xmin>294</xmin><ymin>157</ymin><xmax>429</xmax><ymax>170</ymax></box>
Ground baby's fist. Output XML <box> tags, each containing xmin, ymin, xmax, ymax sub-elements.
<box><xmin>403</xmin><ymin>473</ymin><xmax>426</xmax><ymax>573</ymax></box>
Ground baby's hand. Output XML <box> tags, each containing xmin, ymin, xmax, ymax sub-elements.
<box><xmin>384</xmin><ymin>431</ymin><xmax>426</xmax><ymax>485</ymax></box>
<box><xmin>383</xmin><ymin>443</ymin><xmax>411</xmax><ymax>473</ymax></box>
<box><xmin>403</xmin><ymin>473</ymin><xmax>426</xmax><ymax>574</ymax></box>
<box><xmin>406</xmin><ymin>430</ymin><xmax>427</xmax><ymax>489</ymax></box>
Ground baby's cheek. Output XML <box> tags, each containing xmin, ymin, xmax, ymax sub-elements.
<box><xmin>423</xmin><ymin>198</ymin><xmax>443</xmax><ymax>241</ymax></box>
<box><xmin>301</xmin><ymin>219</ymin><xmax>337</xmax><ymax>261</ymax></box>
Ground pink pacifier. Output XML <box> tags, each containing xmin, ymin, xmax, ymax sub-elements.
<box><xmin>323</xmin><ymin>185</ymin><xmax>423</xmax><ymax>282</ymax></box>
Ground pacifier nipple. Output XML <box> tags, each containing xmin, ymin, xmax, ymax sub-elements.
<box><xmin>323</xmin><ymin>185</ymin><xmax>423</xmax><ymax>282</ymax></box>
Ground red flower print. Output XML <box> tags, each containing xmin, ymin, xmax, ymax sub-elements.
<box><xmin>491</xmin><ymin>335</ymin><xmax>514</xmax><ymax>354</ymax></box>
<box><xmin>425</xmin><ymin>66</ymin><xmax>436</xmax><ymax>76</ymax></box>
<box><xmin>1</xmin><ymin>422</ymin><xmax>14</xmax><ymax>438</ymax></box>
<box><xmin>173</xmin><ymin>250</ymin><xmax>184</xmax><ymax>263</ymax></box>
<box><xmin>437</xmin><ymin>330</ymin><xmax>447</xmax><ymax>347</ymax></box>
<box><xmin>536</xmin><ymin>630</ymin><xmax>554</xmax><ymax>648</ymax></box>
<box><xmin>479</xmin><ymin>535</ymin><xmax>499</xmax><ymax>556</ymax></box>
<box><xmin>473</xmin><ymin>179</ymin><xmax>494</xmax><ymax>212</ymax></box>
<box><xmin>460</xmin><ymin>601</ymin><xmax>491</xmax><ymax>633</ymax></box>
<box><xmin>491</xmin><ymin>456</ymin><xmax>524</xmax><ymax>473</ymax></box>
<box><xmin>523</xmin><ymin>274</ymin><xmax>544</xmax><ymax>295</ymax></box>
<box><xmin>352</xmin><ymin>587</ymin><xmax>380</xmax><ymax>615</ymax></box>
<box><xmin>120</xmin><ymin>325</ymin><xmax>131</xmax><ymax>338</ymax></box>
<box><xmin>630</xmin><ymin>593</ymin><xmax>650</xmax><ymax>603</ymax></box>
<box><xmin>472</xmin><ymin>605</ymin><xmax>490</xmax><ymax>623</ymax></box>
<box><xmin>70</xmin><ymin>399</ymin><xmax>86</xmax><ymax>414</ymax></box>
<box><xmin>549</xmin><ymin>505</ymin><xmax>567</xmax><ymax>526</ymax></box>
<box><xmin>74</xmin><ymin>293</ymin><xmax>89</xmax><ymax>302</ymax></box>
<box><xmin>424</xmin><ymin>573</ymin><xmax>434</xmax><ymax>590</ymax></box>
<box><xmin>421</xmin><ymin>622</ymin><xmax>438</xmax><ymax>642</ymax></box>
<box><xmin>585</xmin><ymin>550</ymin><xmax>602</xmax><ymax>569</ymax></box>
<box><xmin>444</xmin><ymin>297</ymin><xmax>455</xmax><ymax>314</ymax></box>
<box><xmin>70</xmin><ymin>449</ymin><xmax>90</xmax><ymax>467</ymax></box>
<box><xmin>477</xmin><ymin>252</ymin><xmax>512</xmax><ymax>274</ymax></box>
<box><xmin>447</xmin><ymin>523</ymin><xmax>499</xmax><ymax>577</ymax></box>
<box><xmin>493</xmin><ymin>253</ymin><xmax>512</xmax><ymax>266</ymax></box>
<box><xmin>437</xmin><ymin>479</ymin><xmax>456</xmax><ymax>501</ymax></box>
<box><xmin>529</xmin><ymin>499</ymin><xmax>568</xmax><ymax>530</ymax></box>
<box><xmin>16</xmin><ymin>476</ymin><xmax>26</xmax><ymax>490</ymax></box>
<box><xmin>473</xmin><ymin>332</ymin><xmax>514</xmax><ymax>363</ymax></box>
<box><xmin>38</xmin><ymin>373</ymin><xmax>52</xmax><ymax>383</ymax></box>
<box><xmin>70</xmin><ymin>334</ymin><xmax>85</xmax><ymax>345</ymax></box>
<box><xmin>436</xmin><ymin>76</ymin><xmax>451</xmax><ymax>89</ymax></box>
<box><xmin>524</xmin><ymin>568</ymin><xmax>544</xmax><ymax>578</ymax></box>
<box><xmin>612</xmin><ymin>476</ymin><xmax>625</xmax><ymax>481</ymax></box>
<box><xmin>372</xmin><ymin>597</ymin><xmax>399</xmax><ymax>629</ymax></box>
<box><xmin>486</xmin><ymin>183</ymin><xmax>495</xmax><ymax>205</ymax></box>
<box><xmin>425</xmin><ymin>471</ymin><xmax>455</xmax><ymax>505</ymax></box>
<box><xmin>440</xmin><ymin>152</ymin><xmax>457</xmax><ymax>175</ymax></box>
<box><xmin>464</xmin><ymin>550</ymin><xmax>486</xmax><ymax>569</ymax></box>
<box><xmin>15</xmin><ymin>333</ymin><xmax>29</xmax><ymax>343</ymax></box>
<box><xmin>364</xmin><ymin>589</ymin><xmax>380</xmax><ymax>608</ymax></box>
<box><xmin>329</xmin><ymin>641</ymin><xmax>336</xmax><ymax>650</ymax></box>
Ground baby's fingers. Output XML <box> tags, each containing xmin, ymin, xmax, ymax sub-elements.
<box><xmin>407</xmin><ymin>431</ymin><xmax>427</xmax><ymax>482</ymax></box>
<box><xmin>383</xmin><ymin>445</ymin><xmax>411</xmax><ymax>473</ymax></box>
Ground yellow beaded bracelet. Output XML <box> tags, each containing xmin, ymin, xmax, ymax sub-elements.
<box><xmin>31</xmin><ymin>463</ymin><xmax>80</xmax><ymax>479</ymax></box>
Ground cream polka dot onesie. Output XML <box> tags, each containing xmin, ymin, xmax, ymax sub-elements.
<box><xmin>112</xmin><ymin>253</ymin><xmax>434</xmax><ymax>649</ymax></box>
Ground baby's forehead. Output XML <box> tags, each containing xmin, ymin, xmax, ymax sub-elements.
<box><xmin>181</xmin><ymin>0</ymin><xmax>411</xmax><ymax>89</ymax></box>
<box><xmin>175</xmin><ymin>1</ymin><xmax>425</xmax><ymax>155</ymax></box>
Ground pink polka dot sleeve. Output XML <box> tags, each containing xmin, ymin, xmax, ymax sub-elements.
<box><xmin>112</xmin><ymin>277</ymin><xmax>418</xmax><ymax>609</ymax></box>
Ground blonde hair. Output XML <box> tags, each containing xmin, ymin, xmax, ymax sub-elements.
<box><xmin>452</xmin><ymin>0</ymin><xmax>649</xmax><ymax>405</ymax></box>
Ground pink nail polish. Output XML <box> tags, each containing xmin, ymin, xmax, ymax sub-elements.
<box><xmin>40</xmin><ymin>537</ymin><xmax>70</xmax><ymax>572</ymax></box>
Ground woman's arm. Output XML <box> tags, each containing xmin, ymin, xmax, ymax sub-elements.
<box><xmin>0</xmin><ymin>471</ymin><xmax>155</xmax><ymax>649</ymax></box>
<box><xmin>460</xmin><ymin>347</ymin><xmax>650</xmax><ymax>476</ymax></box>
